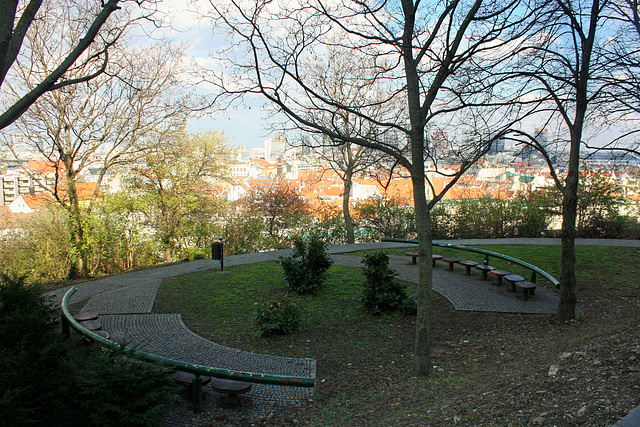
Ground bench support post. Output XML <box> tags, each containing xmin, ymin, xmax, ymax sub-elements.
<box><xmin>192</xmin><ymin>376</ymin><xmax>203</xmax><ymax>413</ymax></box>
<box><xmin>61</xmin><ymin>315</ymin><xmax>70</xmax><ymax>338</ymax></box>
<box><xmin>530</xmin><ymin>271</ymin><xmax>537</xmax><ymax>283</ymax></box>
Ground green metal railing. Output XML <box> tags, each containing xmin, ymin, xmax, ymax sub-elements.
<box><xmin>60</xmin><ymin>286</ymin><xmax>315</xmax><ymax>411</ymax></box>
<box><xmin>381</xmin><ymin>238</ymin><xmax>560</xmax><ymax>288</ymax></box>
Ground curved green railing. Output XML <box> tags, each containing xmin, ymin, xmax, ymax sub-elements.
<box><xmin>60</xmin><ymin>286</ymin><xmax>316</xmax><ymax>388</ymax></box>
<box><xmin>381</xmin><ymin>238</ymin><xmax>560</xmax><ymax>288</ymax></box>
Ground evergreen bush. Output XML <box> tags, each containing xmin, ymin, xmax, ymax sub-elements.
<box><xmin>70</xmin><ymin>346</ymin><xmax>174</xmax><ymax>427</ymax></box>
<box><xmin>279</xmin><ymin>236</ymin><xmax>333</xmax><ymax>294</ymax></box>
<box><xmin>0</xmin><ymin>274</ymin><xmax>71</xmax><ymax>425</ymax></box>
<box><xmin>361</xmin><ymin>251</ymin><xmax>407</xmax><ymax>314</ymax></box>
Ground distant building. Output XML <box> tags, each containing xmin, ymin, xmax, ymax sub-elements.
<box><xmin>264</xmin><ymin>137</ymin><xmax>286</xmax><ymax>162</ymax></box>
<box><xmin>8</xmin><ymin>193</ymin><xmax>53</xmax><ymax>214</ymax></box>
<box><xmin>487</xmin><ymin>136</ymin><xmax>506</xmax><ymax>154</ymax></box>
<box><xmin>534</xmin><ymin>128</ymin><xmax>549</xmax><ymax>150</ymax></box>
<box><xmin>0</xmin><ymin>170</ymin><xmax>34</xmax><ymax>205</ymax></box>
<box><xmin>230</xmin><ymin>161</ymin><xmax>251</xmax><ymax>178</ymax></box>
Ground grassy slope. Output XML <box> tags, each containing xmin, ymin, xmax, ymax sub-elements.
<box><xmin>154</xmin><ymin>245</ymin><xmax>640</xmax><ymax>426</ymax></box>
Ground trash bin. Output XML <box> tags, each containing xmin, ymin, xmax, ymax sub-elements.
<box><xmin>211</xmin><ymin>242</ymin><xmax>223</xmax><ymax>260</ymax></box>
<box><xmin>211</xmin><ymin>237</ymin><xmax>224</xmax><ymax>271</ymax></box>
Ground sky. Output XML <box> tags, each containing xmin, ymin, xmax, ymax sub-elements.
<box><xmin>139</xmin><ymin>0</ymin><xmax>638</xmax><ymax>153</ymax></box>
<box><xmin>146</xmin><ymin>1</ymin><xmax>273</xmax><ymax>149</ymax></box>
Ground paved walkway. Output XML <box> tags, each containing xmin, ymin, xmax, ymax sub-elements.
<box><xmin>50</xmin><ymin>239</ymin><xmax>635</xmax><ymax>425</ymax></box>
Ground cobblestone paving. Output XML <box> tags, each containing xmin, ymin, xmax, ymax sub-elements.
<box><xmin>331</xmin><ymin>253</ymin><xmax>561</xmax><ymax>314</ymax></box>
<box><xmin>99</xmin><ymin>313</ymin><xmax>316</xmax><ymax>426</ymax></box>
<box><xmin>100</xmin><ymin>313</ymin><xmax>315</xmax><ymax>377</ymax></box>
<box><xmin>81</xmin><ymin>279</ymin><xmax>161</xmax><ymax>314</ymax></box>
<box><xmin>53</xmin><ymin>240</ymin><xmax>612</xmax><ymax>425</ymax></box>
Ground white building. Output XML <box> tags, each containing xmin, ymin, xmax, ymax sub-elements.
<box><xmin>1</xmin><ymin>170</ymin><xmax>34</xmax><ymax>205</ymax></box>
<box><xmin>264</xmin><ymin>138</ymin><xmax>286</xmax><ymax>162</ymax></box>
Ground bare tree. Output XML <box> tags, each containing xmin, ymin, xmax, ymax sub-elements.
<box><xmin>291</xmin><ymin>47</ymin><xmax>391</xmax><ymax>244</ymax></box>
<box><xmin>5</xmin><ymin>28</ymin><xmax>192</xmax><ymax>278</ymax></box>
<box><xmin>505</xmin><ymin>0</ymin><xmax>640</xmax><ymax>319</ymax></box>
<box><xmin>611</xmin><ymin>0</ymin><xmax>640</xmax><ymax>36</ymax></box>
<box><xmin>203</xmin><ymin>0</ymin><xmax>538</xmax><ymax>375</ymax></box>
<box><xmin>0</xmin><ymin>0</ymin><xmax>157</xmax><ymax>130</ymax></box>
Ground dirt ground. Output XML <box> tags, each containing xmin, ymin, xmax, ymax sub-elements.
<box><xmin>172</xmin><ymin>249</ymin><xmax>640</xmax><ymax>426</ymax></box>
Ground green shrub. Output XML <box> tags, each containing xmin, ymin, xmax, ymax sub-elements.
<box><xmin>0</xmin><ymin>274</ymin><xmax>72</xmax><ymax>425</ymax></box>
<box><xmin>361</xmin><ymin>251</ymin><xmax>406</xmax><ymax>314</ymax></box>
<box><xmin>280</xmin><ymin>236</ymin><xmax>333</xmax><ymax>294</ymax></box>
<box><xmin>253</xmin><ymin>295</ymin><xmax>302</xmax><ymax>336</ymax></box>
<box><xmin>182</xmin><ymin>247</ymin><xmax>208</xmax><ymax>260</ymax></box>
<box><xmin>70</xmin><ymin>346</ymin><xmax>174</xmax><ymax>427</ymax></box>
<box><xmin>401</xmin><ymin>293</ymin><xmax>418</xmax><ymax>316</ymax></box>
<box><xmin>354</xmin><ymin>196</ymin><xmax>415</xmax><ymax>239</ymax></box>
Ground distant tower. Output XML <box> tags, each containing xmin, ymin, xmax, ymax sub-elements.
<box><xmin>533</xmin><ymin>128</ymin><xmax>548</xmax><ymax>150</ymax></box>
<box><xmin>264</xmin><ymin>137</ymin><xmax>286</xmax><ymax>162</ymax></box>
<box><xmin>487</xmin><ymin>136</ymin><xmax>505</xmax><ymax>154</ymax></box>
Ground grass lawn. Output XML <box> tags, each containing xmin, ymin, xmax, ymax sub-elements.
<box><xmin>154</xmin><ymin>244</ymin><xmax>640</xmax><ymax>426</ymax></box>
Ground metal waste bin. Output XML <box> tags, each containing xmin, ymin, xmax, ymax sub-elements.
<box><xmin>211</xmin><ymin>237</ymin><xmax>224</xmax><ymax>271</ymax></box>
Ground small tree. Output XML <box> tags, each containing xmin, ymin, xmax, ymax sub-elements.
<box><xmin>280</xmin><ymin>236</ymin><xmax>333</xmax><ymax>294</ymax></box>
<box><xmin>6</xmin><ymin>31</ymin><xmax>191</xmax><ymax>277</ymax></box>
<box><xmin>124</xmin><ymin>131</ymin><xmax>230</xmax><ymax>262</ymax></box>
<box><xmin>361</xmin><ymin>251</ymin><xmax>407</xmax><ymax>314</ymax></box>
<box><xmin>240</xmin><ymin>180</ymin><xmax>309</xmax><ymax>249</ymax></box>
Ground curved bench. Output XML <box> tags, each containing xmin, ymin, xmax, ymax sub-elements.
<box><xmin>405</xmin><ymin>252</ymin><xmax>445</xmax><ymax>267</ymax></box>
<box><xmin>515</xmin><ymin>281</ymin><xmax>537</xmax><ymax>300</ymax></box>
<box><xmin>504</xmin><ymin>274</ymin><xmax>525</xmax><ymax>292</ymax></box>
<box><xmin>60</xmin><ymin>286</ymin><xmax>315</xmax><ymax>413</ymax></box>
<box><xmin>383</xmin><ymin>238</ymin><xmax>560</xmax><ymax>288</ymax></box>
<box><xmin>490</xmin><ymin>270</ymin><xmax>511</xmax><ymax>286</ymax></box>
<box><xmin>442</xmin><ymin>257</ymin><xmax>461</xmax><ymax>271</ymax></box>
<box><xmin>475</xmin><ymin>264</ymin><xmax>495</xmax><ymax>280</ymax></box>
<box><xmin>459</xmin><ymin>260</ymin><xmax>478</xmax><ymax>275</ymax></box>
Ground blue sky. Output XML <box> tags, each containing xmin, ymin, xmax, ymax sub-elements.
<box><xmin>146</xmin><ymin>1</ymin><xmax>638</xmax><ymax>152</ymax></box>
<box><xmin>147</xmin><ymin>1</ymin><xmax>273</xmax><ymax>148</ymax></box>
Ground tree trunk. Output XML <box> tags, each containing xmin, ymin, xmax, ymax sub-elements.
<box><xmin>164</xmin><ymin>242</ymin><xmax>173</xmax><ymax>263</ymax></box>
<box><xmin>66</xmin><ymin>174</ymin><xmax>86</xmax><ymax>279</ymax></box>
<box><xmin>558</xmin><ymin>129</ymin><xmax>581</xmax><ymax>320</ymax></box>
<box><xmin>412</xmin><ymin>174</ymin><xmax>434</xmax><ymax>376</ymax></box>
<box><xmin>399</xmin><ymin>0</ymin><xmax>434</xmax><ymax>376</ymax></box>
<box><xmin>343</xmin><ymin>173</ymin><xmax>355</xmax><ymax>244</ymax></box>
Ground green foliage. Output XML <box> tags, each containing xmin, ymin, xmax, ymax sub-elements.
<box><xmin>220</xmin><ymin>209</ymin><xmax>269</xmax><ymax>255</ymax></box>
<box><xmin>361</xmin><ymin>251</ymin><xmax>406</xmax><ymax>314</ymax></box>
<box><xmin>306</xmin><ymin>205</ymin><xmax>348</xmax><ymax>245</ymax></box>
<box><xmin>430</xmin><ymin>195</ymin><xmax>549</xmax><ymax>239</ymax></box>
<box><xmin>280</xmin><ymin>236</ymin><xmax>334</xmax><ymax>294</ymax></box>
<box><xmin>354</xmin><ymin>196</ymin><xmax>415</xmax><ymax>239</ymax></box>
<box><xmin>536</xmin><ymin>165</ymin><xmax>638</xmax><ymax>239</ymax></box>
<box><xmin>584</xmin><ymin>214</ymin><xmax>640</xmax><ymax>239</ymax></box>
<box><xmin>182</xmin><ymin>247</ymin><xmax>208</xmax><ymax>260</ymax></box>
<box><xmin>401</xmin><ymin>293</ymin><xmax>418</xmax><ymax>316</ymax></box>
<box><xmin>70</xmin><ymin>346</ymin><xmax>174</xmax><ymax>427</ymax></box>
<box><xmin>88</xmin><ymin>196</ymin><xmax>164</xmax><ymax>274</ymax></box>
<box><xmin>430</xmin><ymin>205</ymin><xmax>450</xmax><ymax>240</ymax></box>
<box><xmin>0</xmin><ymin>274</ymin><xmax>71</xmax><ymax>425</ymax></box>
<box><xmin>123</xmin><ymin>131</ymin><xmax>230</xmax><ymax>263</ymax></box>
<box><xmin>0</xmin><ymin>209</ymin><xmax>71</xmax><ymax>287</ymax></box>
<box><xmin>253</xmin><ymin>295</ymin><xmax>302</xmax><ymax>336</ymax></box>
